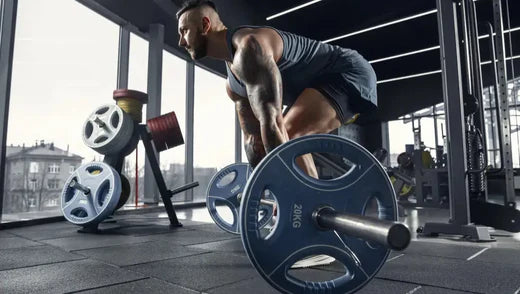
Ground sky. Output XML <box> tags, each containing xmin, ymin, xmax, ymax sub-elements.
<box><xmin>5</xmin><ymin>0</ymin><xmax>519</xmax><ymax>171</ymax></box>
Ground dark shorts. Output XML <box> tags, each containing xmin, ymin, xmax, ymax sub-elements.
<box><xmin>310</xmin><ymin>73</ymin><xmax>377</xmax><ymax>124</ymax></box>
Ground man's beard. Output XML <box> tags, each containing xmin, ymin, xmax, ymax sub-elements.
<box><xmin>191</xmin><ymin>35</ymin><xmax>208</xmax><ymax>60</ymax></box>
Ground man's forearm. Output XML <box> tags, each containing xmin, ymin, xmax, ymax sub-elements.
<box><xmin>244</xmin><ymin>134</ymin><xmax>266</xmax><ymax>168</ymax></box>
<box><xmin>259</xmin><ymin>118</ymin><xmax>286</xmax><ymax>154</ymax></box>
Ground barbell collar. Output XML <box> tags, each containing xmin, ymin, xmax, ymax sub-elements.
<box><xmin>314</xmin><ymin>206</ymin><xmax>411</xmax><ymax>251</ymax></box>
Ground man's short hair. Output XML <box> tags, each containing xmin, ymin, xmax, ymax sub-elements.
<box><xmin>176</xmin><ymin>0</ymin><xmax>218</xmax><ymax>20</ymax></box>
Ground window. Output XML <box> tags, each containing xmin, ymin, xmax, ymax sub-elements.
<box><xmin>69</xmin><ymin>165</ymin><xmax>75</xmax><ymax>173</ymax></box>
<box><xmin>29</xmin><ymin>162</ymin><xmax>39</xmax><ymax>173</ymax></box>
<box><xmin>45</xmin><ymin>199</ymin><xmax>58</xmax><ymax>207</ymax></box>
<box><xmin>2</xmin><ymin>0</ymin><xmax>119</xmax><ymax>221</ymax></box>
<box><xmin>28</xmin><ymin>179</ymin><xmax>38</xmax><ymax>191</ymax></box>
<box><xmin>161</xmin><ymin>51</ymin><xmax>187</xmax><ymax>202</ymax></box>
<box><xmin>28</xmin><ymin>198</ymin><xmax>36</xmax><ymax>208</ymax></box>
<box><xmin>193</xmin><ymin>66</ymin><xmax>235</xmax><ymax>202</ymax></box>
<box><xmin>120</xmin><ymin>32</ymin><xmax>149</xmax><ymax>206</ymax></box>
<box><xmin>47</xmin><ymin>179</ymin><xmax>60</xmax><ymax>189</ymax></box>
<box><xmin>48</xmin><ymin>163</ymin><xmax>60</xmax><ymax>174</ymax></box>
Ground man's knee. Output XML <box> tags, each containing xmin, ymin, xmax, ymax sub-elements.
<box><xmin>285</xmin><ymin>119</ymin><xmax>332</xmax><ymax>139</ymax></box>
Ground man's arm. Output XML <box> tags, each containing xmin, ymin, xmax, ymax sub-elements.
<box><xmin>226</xmin><ymin>83</ymin><xmax>266</xmax><ymax>167</ymax></box>
<box><xmin>230</xmin><ymin>32</ymin><xmax>288</xmax><ymax>154</ymax></box>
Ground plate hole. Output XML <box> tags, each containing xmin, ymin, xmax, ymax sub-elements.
<box><xmin>259</xmin><ymin>189</ymin><xmax>278</xmax><ymax>239</ymax></box>
<box><xmin>214</xmin><ymin>200</ymin><xmax>234</xmax><ymax>225</ymax></box>
<box><xmin>86</xmin><ymin>166</ymin><xmax>103</xmax><ymax>175</ymax></box>
<box><xmin>64</xmin><ymin>177</ymin><xmax>78</xmax><ymax>202</ymax></box>
<box><xmin>71</xmin><ymin>208</ymin><xmax>88</xmax><ymax>218</ymax></box>
<box><xmin>84</xmin><ymin>122</ymin><xmax>93</xmax><ymax>138</ymax></box>
<box><xmin>110</xmin><ymin>112</ymin><xmax>120</xmax><ymax>129</ymax></box>
<box><xmin>96</xmin><ymin>180</ymin><xmax>111</xmax><ymax>206</ymax></box>
<box><xmin>295</xmin><ymin>152</ymin><xmax>356</xmax><ymax>180</ymax></box>
<box><xmin>95</xmin><ymin>106</ymin><xmax>109</xmax><ymax>115</ymax></box>
<box><xmin>94</xmin><ymin>136</ymin><xmax>108</xmax><ymax>144</ymax></box>
<box><xmin>288</xmin><ymin>255</ymin><xmax>347</xmax><ymax>282</ymax></box>
<box><xmin>217</xmin><ymin>171</ymin><xmax>237</xmax><ymax>188</ymax></box>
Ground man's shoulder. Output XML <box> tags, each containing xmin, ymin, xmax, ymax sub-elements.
<box><xmin>231</xmin><ymin>26</ymin><xmax>278</xmax><ymax>48</ymax></box>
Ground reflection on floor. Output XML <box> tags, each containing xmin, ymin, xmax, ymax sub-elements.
<box><xmin>0</xmin><ymin>204</ymin><xmax>519</xmax><ymax>294</ymax></box>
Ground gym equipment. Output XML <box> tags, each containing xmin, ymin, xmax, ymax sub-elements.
<box><xmin>67</xmin><ymin>88</ymin><xmax>198</xmax><ymax>231</ymax></box>
<box><xmin>113</xmin><ymin>89</ymin><xmax>148</xmax><ymax>123</ymax></box>
<box><xmin>115</xmin><ymin>174</ymin><xmax>131</xmax><ymax>210</ymax></box>
<box><xmin>61</xmin><ymin>162</ymin><xmax>121</xmax><ymax>226</ymax></box>
<box><xmin>390</xmin><ymin>175</ymin><xmax>414</xmax><ymax>198</ymax></box>
<box><xmin>240</xmin><ymin>134</ymin><xmax>410</xmax><ymax>294</ymax></box>
<box><xmin>206</xmin><ymin>162</ymin><xmax>274</xmax><ymax>234</ymax></box>
<box><xmin>82</xmin><ymin>104</ymin><xmax>135</xmax><ymax>155</ymax></box>
<box><xmin>147</xmin><ymin>111</ymin><xmax>184</xmax><ymax>152</ymax></box>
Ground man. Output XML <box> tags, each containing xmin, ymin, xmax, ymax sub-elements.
<box><xmin>177</xmin><ymin>0</ymin><xmax>377</xmax><ymax>267</ymax></box>
<box><xmin>177</xmin><ymin>0</ymin><xmax>377</xmax><ymax>178</ymax></box>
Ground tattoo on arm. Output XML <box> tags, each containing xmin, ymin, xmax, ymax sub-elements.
<box><xmin>232</xmin><ymin>34</ymin><xmax>287</xmax><ymax>154</ymax></box>
<box><xmin>235</xmin><ymin>99</ymin><xmax>266</xmax><ymax>168</ymax></box>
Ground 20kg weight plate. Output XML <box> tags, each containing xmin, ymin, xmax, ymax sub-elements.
<box><xmin>240</xmin><ymin>134</ymin><xmax>397</xmax><ymax>294</ymax></box>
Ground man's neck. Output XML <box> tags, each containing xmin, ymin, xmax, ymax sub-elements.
<box><xmin>205</xmin><ymin>28</ymin><xmax>233</xmax><ymax>62</ymax></box>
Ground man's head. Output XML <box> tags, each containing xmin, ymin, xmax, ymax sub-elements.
<box><xmin>177</xmin><ymin>0</ymin><xmax>223</xmax><ymax>60</ymax></box>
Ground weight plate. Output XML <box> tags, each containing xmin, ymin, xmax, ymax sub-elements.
<box><xmin>240</xmin><ymin>134</ymin><xmax>397</xmax><ymax>294</ymax></box>
<box><xmin>82</xmin><ymin>104</ymin><xmax>135</xmax><ymax>155</ymax></box>
<box><xmin>147</xmin><ymin>111</ymin><xmax>184</xmax><ymax>152</ymax></box>
<box><xmin>61</xmin><ymin>162</ymin><xmax>122</xmax><ymax>226</ymax></box>
<box><xmin>115</xmin><ymin>174</ymin><xmax>131</xmax><ymax>210</ymax></box>
<box><xmin>207</xmin><ymin>162</ymin><xmax>274</xmax><ymax>234</ymax></box>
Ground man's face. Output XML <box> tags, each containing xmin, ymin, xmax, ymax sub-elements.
<box><xmin>178</xmin><ymin>12</ymin><xmax>208</xmax><ymax>60</ymax></box>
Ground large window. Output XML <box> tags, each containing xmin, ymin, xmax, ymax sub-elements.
<box><xmin>120</xmin><ymin>33</ymin><xmax>148</xmax><ymax>207</ymax></box>
<box><xmin>2</xmin><ymin>0</ymin><xmax>119</xmax><ymax>222</ymax></box>
<box><xmin>193</xmin><ymin>66</ymin><xmax>235</xmax><ymax>202</ymax></box>
<box><xmin>161</xmin><ymin>51</ymin><xmax>186</xmax><ymax>202</ymax></box>
<box><xmin>388</xmin><ymin>104</ymin><xmax>445</xmax><ymax>167</ymax></box>
<box><xmin>119</xmin><ymin>36</ymin><xmax>188</xmax><ymax>206</ymax></box>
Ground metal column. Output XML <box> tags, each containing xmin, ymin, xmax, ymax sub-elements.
<box><xmin>0</xmin><ymin>0</ymin><xmax>17</xmax><ymax>219</ymax></box>
<box><xmin>420</xmin><ymin>0</ymin><xmax>492</xmax><ymax>241</ymax></box>
<box><xmin>381</xmin><ymin>122</ymin><xmax>390</xmax><ymax>166</ymax></box>
<box><xmin>492</xmin><ymin>0</ymin><xmax>515</xmax><ymax>207</ymax></box>
<box><xmin>185</xmin><ymin>62</ymin><xmax>195</xmax><ymax>202</ymax></box>
<box><xmin>144</xmin><ymin>24</ymin><xmax>164</xmax><ymax>204</ymax></box>
<box><xmin>117</xmin><ymin>25</ymin><xmax>130</xmax><ymax>90</ymax></box>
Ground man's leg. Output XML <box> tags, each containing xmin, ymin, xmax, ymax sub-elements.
<box><xmin>283</xmin><ymin>88</ymin><xmax>344</xmax><ymax>178</ymax></box>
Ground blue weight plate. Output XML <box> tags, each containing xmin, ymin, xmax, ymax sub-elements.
<box><xmin>207</xmin><ymin>163</ymin><xmax>251</xmax><ymax>234</ymax></box>
<box><xmin>207</xmin><ymin>163</ymin><xmax>275</xmax><ymax>234</ymax></box>
<box><xmin>240</xmin><ymin>134</ymin><xmax>397</xmax><ymax>294</ymax></box>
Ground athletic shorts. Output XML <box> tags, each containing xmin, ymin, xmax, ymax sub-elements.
<box><xmin>311</xmin><ymin>73</ymin><xmax>377</xmax><ymax>124</ymax></box>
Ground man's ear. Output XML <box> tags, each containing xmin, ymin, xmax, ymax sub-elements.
<box><xmin>201</xmin><ymin>16</ymin><xmax>211</xmax><ymax>35</ymax></box>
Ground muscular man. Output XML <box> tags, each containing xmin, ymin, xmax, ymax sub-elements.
<box><xmin>176</xmin><ymin>0</ymin><xmax>378</xmax><ymax>179</ymax></box>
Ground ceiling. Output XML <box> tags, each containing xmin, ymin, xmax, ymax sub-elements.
<box><xmin>77</xmin><ymin>0</ymin><xmax>520</xmax><ymax>121</ymax></box>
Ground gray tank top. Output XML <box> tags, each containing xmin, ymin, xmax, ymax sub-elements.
<box><xmin>225</xmin><ymin>25</ymin><xmax>377</xmax><ymax>107</ymax></box>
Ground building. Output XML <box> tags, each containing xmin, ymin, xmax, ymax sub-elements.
<box><xmin>3</xmin><ymin>140</ymin><xmax>83</xmax><ymax>214</ymax></box>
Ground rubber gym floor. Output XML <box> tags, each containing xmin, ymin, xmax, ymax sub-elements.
<box><xmin>0</xmin><ymin>206</ymin><xmax>519</xmax><ymax>294</ymax></box>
